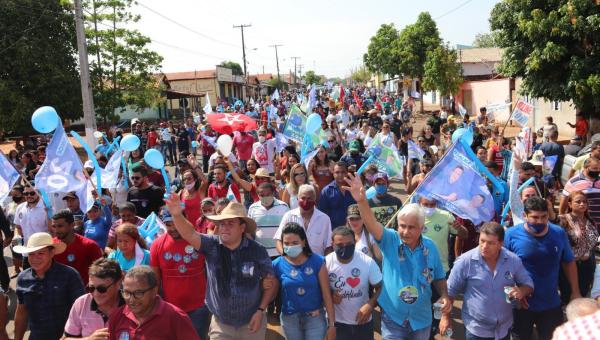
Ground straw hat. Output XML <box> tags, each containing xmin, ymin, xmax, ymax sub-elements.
<box><xmin>13</xmin><ymin>232</ymin><xmax>66</xmax><ymax>255</ymax></box>
<box><xmin>252</xmin><ymin>168</ymin><xmax>275</xmax><ymax>180</ymax></box>
<box><xmin>205</xmin><ymin>202</ymin><xmax>257</xmax><ymax>235</ymax></box>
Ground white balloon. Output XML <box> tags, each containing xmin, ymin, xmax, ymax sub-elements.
<box><xmin>93</xmin><ymin>131</ymin><xmax>103</xmax><ymax>139</ymax></box>
<box><xmin>217</xmin><ymin>135</ymin><xmax>233</xmax><ymax>157</ymax></box>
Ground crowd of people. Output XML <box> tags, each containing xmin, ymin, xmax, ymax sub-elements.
<box><xmin>0</xmin><ymin>86</ymin><xmax>599</xmax><ymax>340</ymax></box>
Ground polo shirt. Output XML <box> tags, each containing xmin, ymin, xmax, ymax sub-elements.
<box><xmin>16</xmin><ymin>261</ymin><xmax>85</xmax><ymax>340</ymax></box>
<box><xmin>13</xmin><ymin>200</ymin><xmax>48</xmax><ymax>244</ymax></box>
<box><xmin>317</xmin><ymin>181</ymin><xmax>356</xmax><ymax>229</ymax></box>
<box><xmin>248</xmin><ymin>199</ymin><xmax>290</xmax><ymax>257</ymax></box>
<box><xmin>108</xmin><ymin>217</ymin><xmax>145</xmax><ymax>241</ymax></box>
<box><xmin>274</xmin><ymin>207</ymin><xmax>333</xmax><ymax>256</ymax></box>
<box><xmin>64</xmin><ymin>293</ymin><xmax>125</xmax><ymax>337</ymax></box>
<box><xmin>376</xmin><ymin>228</ymin><xmax>445</xmax><ymax>331</ymax></box>
<box><xmin>150</xmin><ymin>234</ymin><xmax>207</xmax><ymax>312</ymax></box>
<box><xmin>54</xmin><ymin>234</ymin><xmax>103</xmax><ymax>285</ymax></box>
<box><xmin>504</xmin><ymin>223</ymin><xmax>574</xmax><ymax>312</ymax></box>
<box><xmin>199</xmin><ymin>235</ymin><xmax>274</xmax><ymax>327</ymax></box>
<box><xmin>108</xmin><ymin>296</ymin><xmax>199</xmax><ymax>340</ymax></box>
<box><xmin>448</xmin><ymin>247</ymin><xmax>533</xmax><ymax>339</ymax></box>
<box><xmin>563</xmin><ymin>173</ymin><xmax>600</xmax><ymax>226</ymax></box>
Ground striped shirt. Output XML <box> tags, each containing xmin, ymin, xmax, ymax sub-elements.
<box><xmin>563</xmin><ymin>174</ymin><xmax>600</xmax><ymax>225</ymax></box>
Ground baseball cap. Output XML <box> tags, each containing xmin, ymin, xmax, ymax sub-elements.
<box><xmin>84</xmin><ymin>160</ymin><xmax>94</xmax><ymax>169</ymax></box>
<box><xmin>160</xmin><ymin>208</ymin><xmax>173</xmax><ymax>223</ymax></box>
<box><xmin>62</xmin><ymin>191</ymin><xmax>78</xmax><ymax>200</ymax></box>
<box><xmin>373</xmin><ymin>172</ymin><xmax>389</xmax><ymax>183</ymax></box>
<box><xmin>346</xmin><ymin>204</ymin><xmax>361</xmax><ymax>218</ymax></box>
<box><xmin>349</xmin><ymin>140</ymin><xmax>360</xmax><ymax>152</ymax></box>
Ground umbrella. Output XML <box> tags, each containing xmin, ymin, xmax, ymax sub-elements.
<box><xmin>206</xmin><ymin>113</ymin><xmax>258</xmax><ymax>134</ymax></box>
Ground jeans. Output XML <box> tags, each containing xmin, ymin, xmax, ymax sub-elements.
<box><xmin>280</xmin><ymin>310</ymin><xmax>327</xmax><ymax>340</ymax></box>
<box><xmin>161</xmin><ymin>141</ymin><xmax>175</xmax><ymax>165</ymax></box>
<box><xmin>559</xmin><ymin>254</ymin><xmax>595</xmax><ymax>305</ymax></box>
<box><xmin>511</xmin><ymin>306</ymin><xmax>564</xmax><ymax>340</ymax></box>
<box><xmin>187</xmin><ymin>305</ymin><xmax>211</xmax><ymax>340</ymax></box>
<box><xmin>465</xmin><ymin>329</ymin><xmax>510</xmax><ymax>340</ymax></box>
<box><xmin>336</xmin><ymin>320</ymin><xmax>373</xmax><ymax>340</ymax></box>
<box><xmin>380</xmin><ymin>311</ymin><xmax>431</xmax><ymax>340</ymax></box>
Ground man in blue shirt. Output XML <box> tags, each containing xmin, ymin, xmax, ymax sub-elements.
<box><xmin>484</xmin><ymin>161</ymin><xmax>510</xmax><ymax>220</ymax></box>
<box><xmin>344</xmin><ymin>173</ymin><xmax>451</xmax><ymax>339</ymax></box>
<box><xmin>444</xmin><ymin>222</ymin><xmax>533</xmax><ymax>340</ymax></box>
<box><xmin>504</xmin><ymin>196</ymin><xmax>581</xmax><ymax>340</ymax></box>
<box><xmin>318</xmin><ymin>161</ymin><xmax>356</xmax><ymax>229</ymax></box>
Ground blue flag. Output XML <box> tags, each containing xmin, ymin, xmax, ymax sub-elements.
<box><xmin>308</xmin><ymin>85</ymin><xmax>317</xmax><ymax>112</ymax></box>
<box><xmin>414</xmin><ymin>141</ymin><xmax>495</xmax><ymax>225</ymax></box>
<box><xmin>0</xmin><ymin>152</ymin><xmax>20</xmax><ymax>203</ymax></box>
<box><xmin>100</xmin><ymin>150</ymin><xmax>123</xmax><ymax>189</ymax></box>
<box><xmin>407</xmin><ymin>140</ymin><xmax>426</xmax><ymax>161</ymax></box>
<box><xmin>35</xmin><ymin>122</ymin><xmax>88</xmax><ymax>212</ymax></box>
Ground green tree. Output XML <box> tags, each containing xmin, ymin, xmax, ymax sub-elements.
<box><xmin>490</xmin><ymin>0</ymin><xmax>600</xmax><ymax>121</ymax></box>
<box><xmin>396</xmin><ymin>12</ymin><xmax>442</xmax><ymax>113</ymax></box>
<box><xmin>423</xmin><ymin>43</ymin><xmax>463</xmax><ymax>98</ymax></box>
<box><xmin>86</xmin><ymin>0</ymin><xmax>163</xmax><ymax>125</ymax></box>
<box><xmin>472</xmin><ymin>32</ymin><xmax>500</xmax><ymax>48</ymax></box>
<box><xmin>303</xmin><ymin>70</ymin><xmax>321</xmax><ymax>85</ymax></box>
<box><xmin>363</xmin><ymin>23</ymin><xmax>400</xmax><ymax>76</ymax></box>
<box><xmin>350</xmin><ymin>66</ymin><xmax>371</xmax><ymax>85</ymax></box>
<box><xmin>220</xmin><ymin>61</ymin><xmax>244</xmax><ymax>75</ymax></box>
<box><xmin>0</xmin><ymin>0</ymin><xmax>82</xmax><ymax>135</ymax></box>
<box><xmin>268</xmin><ymin>78</ymin><xmax>287</xmax><ymax>90</ymax></box>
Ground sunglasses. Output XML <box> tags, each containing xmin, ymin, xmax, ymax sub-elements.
<box><xmin>24</xmin><ymin>192</ymin><xmax>36</xmax><ymax>196</ymax></box>
<box><xmin>87</xmin><ymin>280</ymin><xmax>116</xmax><ymax>294</ymax></box>
<box><xmin>294</xmin><ymin>173</ymin><xmax>306</xmax><ymax>177</ymax></box>
<box><xmin>130</xmin><ymin>176</ymin><xmax>142</xmax><ymax>180</ymax></box>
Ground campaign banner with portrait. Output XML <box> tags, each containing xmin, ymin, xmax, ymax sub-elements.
<box><xmin>414</xmin><ymin>141</ymin><xmax>495</xmax><ymax>225</ymax></box>
<box><xmin>282</xmin><ymin>104</ymin><xmax>306</xmax><ymax>143</ymax></box>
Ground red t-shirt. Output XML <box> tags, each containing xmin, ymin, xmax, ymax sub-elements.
<box><xmin>200</xmin><ymin>131</ymin><xmax>216</xmax><ymax>156</ymax></box>
<box><xmin>150</xmin><ymin>235</ymin><xmax>206</xmax><ymax>312</ymax></box>
<box><xmin>147</xmin><ymin>171</ymin><xmax>165</xmax><ymax>188</ymax></box>
<box><xmin>576</xmin><ymin>119</ymin><xmax>588</xmax><ymax>137</ymax></box>
<box><xmin>108</xmin><ymin>296</ymin><xmax>200</xmax><ymax>340</ymax></box>
<box><xmin>195</xmin><ymin>216</ymin><xmax>215</xmax><ymax>233</ymax></box>
<box><xmin>147</xmin><ymin>131</ymin><xmax>158</xmax><ymax>147</ymax></box>
<box><xmin>233</xmin><ymin>133</ymin><xmax>255</xmax><ymax>161</ymax></box>
<box><xmin>207</xmin><ymin>182</ymin><xmax>241</xmax><ymax>202</ymax></box>
<box><xmin>54</xmin><ymin>234</ymin><xmax>103</xmax><ymax>285</ymax></box>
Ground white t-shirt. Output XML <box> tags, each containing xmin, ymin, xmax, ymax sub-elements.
<box><xmin>14</xmin><ymin>200</ymin><xmax>48</xmax><ymax>244</ymax></box>
<box><xmin>274</xmin><ymin>208</ymin><xmax>332</xmax><ymax>256</ymax></box>
<box><xmin>355</xmin><ymin>230</ymin><xmax>377</xmax><ymax>259</ymax></box>
<box><xmin>326</xmin><ymin>251</ymin><xmax>382</xmax><ymax>325</ymax></box>
<box><xmin>345</xmin><ymin>128</ymin><xmax>358</xmax><ymax>143</ymax></box>
<box><xmin>252</xmin><ymin>140</ymin><xmax>277</xmax><ymax>173</ymax></box>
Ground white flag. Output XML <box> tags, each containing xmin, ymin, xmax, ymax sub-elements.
<box><xmin>203</xmin><ymin>92</ymin><xmax>213</xmax><ymax>114</ymax></box>
<box><xmin>100</xmin><ymin>150</ymin><xmax>123</xmax><ymax>189</ymax></box>
<box><xmin>458</xmin><ymin>103</ymin><xmax>467</xmax><ymax>117</ymax></box>
<box><xmin>272</xmin><ymin>89</ymin><xmax>280</xmax><ymax>101</ymax></box>
<box><xmin>226</xmin><ymin>185</ymin><xmax>238</xmax><ymax>202</ymax></box>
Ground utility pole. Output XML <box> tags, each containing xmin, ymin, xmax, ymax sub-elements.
<box><xmin>269</xmin><ymin>44</ymin><xmax>282</xmax><ymax>82</ymax></box>
<box><xmin>233</xmin><ymin>24</ymin><xmax>251</xmax><ymax>100</ymax></box>
<box><xmin>290</xmin><ymin>57</ymin><xmax>300</xmax><ymax>87</ymax></box>
<box><xmin>74</xmin><ymin>0</ymin><xmax>97</xmax><ymax>147</ymax></box>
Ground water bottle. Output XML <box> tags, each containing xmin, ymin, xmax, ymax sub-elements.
<box><xmin>444</xmin><ymin>328</ymin><xmax>453</xmax><ymax>338</ymax></box>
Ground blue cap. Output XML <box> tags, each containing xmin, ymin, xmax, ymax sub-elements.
<box><xmin>160</xmin><ymin>208</ymin><xmax>173</xmax><ymax>223</ymax></box>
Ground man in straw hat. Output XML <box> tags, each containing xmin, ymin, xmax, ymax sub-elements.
<box><xmin>164</xmin><ymin>195</ymin><xmax>278</xmax><ymax>340</ymax></box>
<box><xmin>14</xmin><ymin>232</ymin><xmax>85</xmax><ymax>340</ymax></box>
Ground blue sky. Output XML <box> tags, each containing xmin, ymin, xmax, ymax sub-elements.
<box><xmin>132</xmin><ymin>0</ymin><xmax>500</xmax><ymax>77</ymax></box>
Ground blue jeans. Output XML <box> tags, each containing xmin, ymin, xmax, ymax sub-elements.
<box><xmin>280</xmin><ymin>310</ymin><xmax>327</xmax><ymax>340</ymax></box>
<box><xmin>465</xmin><ymin>329</ymin><xmax>510</xmax><ymax>340</ymax></box>
<box><xmin>380</xmin><ymin>311</ymin><xmax>431</xmax><ymax>340</ymax></box>
<box><xmin>336</xmin><ymin>320</ymin><xmax>374</xmax><ymax>340</ymax></box>
<box><xmin>187</xmin><ymin>305</ymin><xmax>211</xmax><ymax>339</ymax></box>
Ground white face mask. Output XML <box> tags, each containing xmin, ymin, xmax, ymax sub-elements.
<box><xmin>184</xmin><ymin>182</ymin><xmax>196</xmax><ymax>190</ymax></box>
<box><xmin>258</xmin><ymin>136</ymin><xmax>266</xmax><ymax>143</ymax></box>
<box><xmin>422</xmin><ymin>207</ymin><xmax>435</xmax><ymax>217</ymax></box>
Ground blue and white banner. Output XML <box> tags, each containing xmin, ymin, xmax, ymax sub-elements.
<box><xmin>0</xmin><ymin>152</ymin><xmax>20</xmax><ymax>203</ymax></box>
<box><xmin>407</xmin><ymin>140</ymin><xmax>426</xmax><ymax>161</ymax></box>
<box><xmin>100</xmin><ymin>150</ymin><xmax>123</xmax><ymax>189</ymax></box>
<box><xmin>414</xmin><ymin>141</ymin><xmax>495</xmax><ymax>225</ymax></box>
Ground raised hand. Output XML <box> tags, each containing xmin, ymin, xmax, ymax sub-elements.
<box><xmin>342</xmin><ymin>172</ymin><xmax>366</xmax><ymax>202</ymax></box>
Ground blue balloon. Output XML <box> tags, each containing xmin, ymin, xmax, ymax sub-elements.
<box><xmin>144</xmin><ymin>149</ymin><xmax>164</xmax><ymax>169</ymax></box>
<box><xmin>452</xmin><ymin>128</ymin><xmax>473</xmax><ymax>146</ymax></box>
<box><xmin>191</xmin><ymin>141</ymin><xmax>199</xmax><ymax>148</ymax></box>
<box><xmin>31</xmin><ymin>106</ymin><xmax>59</xmax><ymax>133</ymax></box>
<box><xmin>306</xmin><ymin>113</ymin><xmax>322</xmax><ymax>134</ymax></box>
<box><xmin>120</xmin><ymin>135</ymin><xmax>140</xmax><ymax>151</ymax></box>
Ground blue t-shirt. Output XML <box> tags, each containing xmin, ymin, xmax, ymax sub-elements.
<box><xmin>273</xmin><ymin>254</ymin><xmax>324</xmax><ymax>315</ymax></box>
<box><xmin>83</xmin><ymin>205</ymin><xmax>112</xmax><ymax>249</ymax></box>
<box><xmin>108</xmin><ymin>248</ymin><xmax>150</xmax><ymax>272</ymax></box>
<box><xmin>376</xmin><ymin>228</ymin><xmax>445</xmax><ymax>331</ymax></box>
<box><xmin>504</xmin><ymin>223</ymin><xmax>574</xmax><ymax>311</ymax></box>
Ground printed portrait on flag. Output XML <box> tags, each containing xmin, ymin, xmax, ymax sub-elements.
<box><xmin>415</xmin><ymin>142</ymin><xmax>495</xmax><ymax>225</ymax></box>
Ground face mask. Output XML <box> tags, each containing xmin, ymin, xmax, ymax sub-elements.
<box><xmin>298</xmin><ymin>200</ymin><xmax>315</xmax><ymax>211</ymax></box>
<box><xmin>284</xmin><ymin>244</ymin><xmax>303</xmax><ymax>258</ymax></box>
<box><xmin>260</xmin><ymin>196</ymin><xmax>274</xmax><ymax>206</ymax></box>
<box><xmin>258</xmin><ymin>136</ymin><xmax>266</xmax><ymax>143</ymax></box>
<box><xmin>528</xmin><ymin>222</ymin><xmax>547</xmax><ymax>234</ymax></box>
<box><xmin>184</xmin><ymin>182</ymin><xmax>196</xmax><ymax>190</ymax></box>
<box><xmin>334</xmin><ymin>244</ymin><xmax>355</xmax><ymax>260</ymax></box>
<box><xmin>375</xmin><ymin>184</ymin><xmax>387</xmax><ymax>195</ymax></box>
<box><xmin>588</xmin><ymin>170</ymin><xmax>600</xmax><ymax>179</ymax></box>
<box><xmin>422</xmin><ymin>207</ymin><xmax>435</xmax><ymax>217</ymax></box>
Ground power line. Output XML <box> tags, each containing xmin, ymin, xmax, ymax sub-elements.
<box><xmin>136</xmin><ymin>1</ymin><xmax>240</xmax><ymax>49</ymax></box>
<box><xmin>434</xmin><ymin>0</ymin><xmax>474</xmax><ymax>20</ymax></box>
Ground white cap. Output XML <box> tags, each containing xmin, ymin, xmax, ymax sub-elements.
<box><xmin>84</xmin><ymin>160</ymin><xmax>94</xmax><ymax>169</ymax></box>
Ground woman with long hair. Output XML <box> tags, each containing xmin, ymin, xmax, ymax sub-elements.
<box><xmin>345</xmin><ymin>204</ymin><xmax>382</xmax><ymax>263</ymax></box>
<box><xmin>107</xmin><ymin>223</ymin><xmax>150</xmax><ymax>272</ymax></box>
<box><xmin>309</xmin><ymin>146</ymin><xmax>334</xmax><ymax>191</ymax></box>
<box><xmin>558</xmin><ymin>191</ymin><xmax>598</xmax><ymax>304</ymax></box>
<box><xmin>127</xmin><ymin>148</ymin><xmax>144</xmax><ymax>174</ymax></box>
<box><xmin>282</xmin><ymin>163</ymin><xmax>318</xmax><ymax>210</ymax></box>
<box><xmin>272</xmin><ymin>223</ymin><xmax>336</xmax><ymax>340</ymax></box>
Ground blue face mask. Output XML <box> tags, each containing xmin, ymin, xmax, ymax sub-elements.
<box><xmin>375</xmin><ymin>184</ymin><xmax>387</xmax><ymax>195</ymax></box>
<box><xmin>528</xmin><ymin>222</ymin><xmax>547</xmax><ymax>234</ymax></box>
<box><xmin>284</xmin><ymin>245</ymin><xmax>303</xmax><ymax>258</ymax></box>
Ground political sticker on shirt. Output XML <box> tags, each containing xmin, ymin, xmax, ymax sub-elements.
<box><xmin>119</xmin><ymin>331</ymin><xmax>130</xmax><ymax>340</ymax></box>
<box><xmin>304</xmin><ymin>267</ymin><xmax>314</xmax><ymax>276</ymax></box>
<box><xmin>398</xmin><ymin>285</ymin><xmax>419</xmax><ymax>304</ymax></box>
<box><xmin>67</xmin><ymin>254</ymin><xmax>75</xmax><ymax>262</ymax></box>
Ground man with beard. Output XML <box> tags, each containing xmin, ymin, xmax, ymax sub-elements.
<box><xmin>14</xmin><ymin>186</ymin><xmax>49</xmax><ymax>269</ymax></box>
<box><xmin>51</xmin><ymin>210</ymin><xmax>103</xmax><ymax>285</ymax></box>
